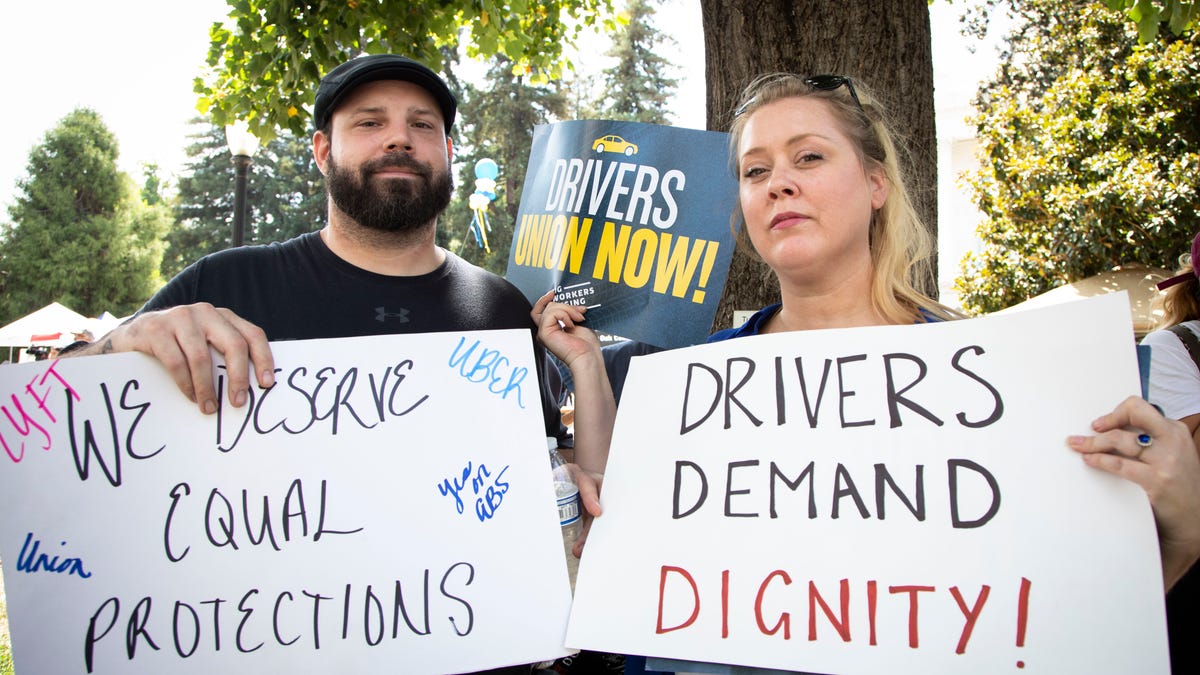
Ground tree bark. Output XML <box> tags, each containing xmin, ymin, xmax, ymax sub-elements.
<box><xmin>698</xmin><ymin>0</ymin><xmax>937</xmax><ymax>332</ymax></box>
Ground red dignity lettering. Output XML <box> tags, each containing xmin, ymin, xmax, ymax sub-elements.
<box><xmin>721</xmin><ymin>569</ymin><xmax>730</xmax><ymax>638</ymax></box>
<box><xmin>889</xmin><ymin>585</ymin><xmax>936</xmax><ymax>648</ymax></box>
<box><xmin>755</xmin><ymin>571</ymin><xmax>793</xmax><ymax>639</ymax></box>
<box><xmin>950</xmin><ymin>584</ymin><xmax>991</xmax><ymax>654</ymax></box>
<box><xmin>656</xmin><ymin>566</ymin><xmax>701</xmax><ymax>633</ymax></box>
<box><xmin>650</xmin><ymin>570</ymin><xmax>1030</xmax><ymax>657</ymax></box>
<box><xmin>808</xmin><ymin>578</ymin><xmax>851</xmax><ymax>642</ymax></box>
<box><xmin>867</xmin><ymin>579</ymin><xmax>878</xmax><ymax>645</ymax></box>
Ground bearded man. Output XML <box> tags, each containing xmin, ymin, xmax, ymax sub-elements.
<box><xmin>60</xmin><ymin>54</ymin><xmax>607</xmax><ymax>675</ymax></box>
<box><xmin>68</xmin><ymin>54</ymin><xmax>575</xmax><ymax>460</ymax></box>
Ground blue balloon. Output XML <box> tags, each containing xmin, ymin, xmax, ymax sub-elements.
<box><xmin>474</xmin><ymin>158</ymin><xmax>499</xmax><ymax>180</ymax></box>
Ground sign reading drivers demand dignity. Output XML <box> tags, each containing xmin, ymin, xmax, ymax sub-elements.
<box><xmin>505</xmin><ymin>120</ymin><xmax>737</xmax><ymax>349</ymax></box>
<box><xmin>566</xmin><ymin>294</ymin><xmax>1169</xmax><ymax>674</ymax></box>
<box><xmin>0</xmin><ymin>329</ymin><xmax>573</xmax><ymax>674</ymax></box>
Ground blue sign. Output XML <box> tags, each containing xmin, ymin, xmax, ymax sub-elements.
<box><xmin>505</xmin><ymin>121</ymin><xmax>738</xmax><ymax>349</ymax></box>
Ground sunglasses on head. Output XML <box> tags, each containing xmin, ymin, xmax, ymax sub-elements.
<box><xmin>804</xmin><ymin>74</ymin><xmax>862</xmax><ymax>110</ymax></box>
<box><xmin>735</xmin><ymin>74</ymin><xmax>863</xmax><ymax>117</ymax></box>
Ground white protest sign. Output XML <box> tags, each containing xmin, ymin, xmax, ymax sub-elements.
<box><xmin>567</xmin><ymin>293</ymin><xmax>1168</xmax><ymax>674</ymax></box>
<box><xmin>0</xmin><ymin>329</ymin><xmax>572</xmax><ymax>674</ymax></box>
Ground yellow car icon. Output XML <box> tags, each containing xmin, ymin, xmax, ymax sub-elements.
<box><xmin>592</xmin><ymin>135</ymin><xmax>638</xmax><ymax>156</ymax></box>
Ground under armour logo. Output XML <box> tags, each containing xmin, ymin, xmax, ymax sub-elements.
<box><xmin>375</xmin><ymin>306</ymin><xmax>410</xmax><ymax>323</ymax></box>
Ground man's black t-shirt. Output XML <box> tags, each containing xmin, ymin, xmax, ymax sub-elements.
<box><xmin>145</xmin><ymin>232</ymin><xmax>534</xmax><ymax>339</ymax></box>
<box><xmin>141</xmin><ymin>231</ymin><xmax>562</xmax><ymax>438</ymax></box>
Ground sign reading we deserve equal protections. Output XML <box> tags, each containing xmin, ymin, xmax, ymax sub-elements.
<box><xmin>0</xmin><ymin>329</ymin><xmax>572</xmax><ymax>674</ymax></box>
<box><xmin>567</xmin><ymin>294</ymin><xmax>1169</xmax><ymax>674</ymax></box>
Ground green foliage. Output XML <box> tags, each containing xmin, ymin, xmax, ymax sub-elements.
<box><xmin>164</xmin><ymin>119</ymin><xmax>325</xmax><ymax>278</ymax></box>
<box><xmin>0</xmin><ymin>109</ymin><xmax>170</xmax><ymax>325</ymax></box>
<box><xmin>959</xmin><ymin>2</ymin><xmax>1197</xmax><ymax>43</ymax></box>
<box><xmin>178</xmin><ymin>0</ymin><xmax>677</xmax><ymax>277</ymax></box>
<box><xmin>196</xmin><ymin>0</ymin><xmax>617</xmax><ymax>140</ymax></box>
<box><xmin>598</xmin><ymin>0</ymin><xmax>678</xmax><ymax>123</ymax></box>
<box><xmin>442</xmin><ymin>55</ymin><xmax>570</xmax><ymax>274</ymax></box>
<box><xmin>141</xmin><ymin>163</ymin><xmax>167</xmax><ymax>206</ymax></box>
<box><xmin>437</xmin><ymin>1</ymin><xmax>677</xmax><ymax>273</ymax></box>
<box><xmin>1104</xmin><ymin>0</ymin><xmax>1198</xmax><ymax>40</ymax></box>
<box><xmin>955</xmin><ymin>0</ymin><xmax>1200</xmax><ymax>314</ymax></box>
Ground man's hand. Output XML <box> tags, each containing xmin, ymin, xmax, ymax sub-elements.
<box><xmin>71</xmin><ymin>303</ymin><xmax>275</xmax><ymax>414</ymax></box>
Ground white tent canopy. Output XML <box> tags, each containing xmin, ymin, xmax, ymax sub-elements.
<box><xmin>0</xmin><ymin>303</ymin><xmax>127</xmax><ymax>365</ymax></box>
<box><xmin>0</xmin><ymin>302</ymin><xmax>91</xmax><ymax>347</ymax></box>
<box><xmin>86</xmin><ymin>311</ymin><xmax>126</xmax><ymax>339</ymax></box>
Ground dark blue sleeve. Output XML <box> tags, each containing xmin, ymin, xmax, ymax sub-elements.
<box><xmin>1138</xmin><ymin>343</ymin><xmax>1152</xmax><ymax>400</ymax></box>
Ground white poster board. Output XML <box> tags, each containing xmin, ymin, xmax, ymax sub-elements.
<box><xmin>0</xmin><ymin>329</ymin><xmax>572</xmax><ymax>674</ymax></box>
<box><xmin>567</xmin><ymin>294</ymin><xmax>1169</xmax><ymax>674</ymax></box>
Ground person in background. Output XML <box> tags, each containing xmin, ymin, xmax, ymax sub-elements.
<box><xmin>1142</xmin><ymin>231</ymin><xmax>1200</xmax><ymax>441</ymax></box>
<box><xmin>1129</xmin><ymin>230</ymin><xmax>1200</xmax><ymax>673</ymax></box>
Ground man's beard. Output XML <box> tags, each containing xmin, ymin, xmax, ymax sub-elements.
<box><xmin>326</xmin><ymin>152</ymin><xmax>454</xmax><ymax>235</ymax></box>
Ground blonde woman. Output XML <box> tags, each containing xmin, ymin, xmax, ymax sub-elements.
<box><xmin>1142</xmin><ymin>232</ymin><xmax>1200</xmax><ymax>440</ymax></box>
<box><xmin>709</xmin><ymin>73</ymin><xmax>956</xmax><ymax>342</ymax></box>
<box><xmin>536</xmin><ymin>74</ymin><xmax>1200</xmax><ymax>608</ymax></box>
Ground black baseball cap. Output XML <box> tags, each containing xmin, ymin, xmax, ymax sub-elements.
<box><xmin>313</xmin><ymin>54</ymin><xmax>457</xmax><ymax>133</ymax></box>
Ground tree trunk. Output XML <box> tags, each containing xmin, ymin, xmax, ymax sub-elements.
<box><xmin>699</xmin><ymin>0</ymin><xmax>937</xmax><ymax>333</ymax></box>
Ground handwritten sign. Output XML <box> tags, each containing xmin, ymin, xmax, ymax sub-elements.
<box><xmin>566</xmin><ymin>294</ymin><xmax>1169</xmax><ymax>674</ymax></box>
<box><xmin>0</xmin><ymin>329</ymin><xmax>573</xmax><ymax>674</ymax></box>
<box><xmin>504</xmin><ymin>120</ymin><xmax>738</xmax><ymax>349</ymax></box>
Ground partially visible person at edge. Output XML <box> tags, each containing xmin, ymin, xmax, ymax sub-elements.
<box><xmin>538</xmin><ymin>73</ymin><xmax>1200</xmax><ymax>609</ymax></box>
<box><xmin>64</xmin><ymin>53</ymin><xmax>606</xmax><ymax>675</ymax></box>
<box><xmin>1143</xmin><ymin>231</ymin><xmax>1200</xmax><ymax>442</ymax></box>
<box><xmin>1136</xmin><ymin>230</ymin><xmax>1200</xmax><ymax>673</ymax></box>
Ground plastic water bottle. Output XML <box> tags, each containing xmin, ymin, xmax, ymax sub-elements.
<box><xmin>549</xmin><ymin>437</ymin><xmax>583</xmax><ymax>590</ymax></box>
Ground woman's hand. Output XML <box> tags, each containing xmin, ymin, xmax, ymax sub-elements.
<box><xmin>531</xmin><ymin>290</ymin><xmax>603</xmax><ymax>369</ymax></box>
<box><xmin>568</xmin><ymin>463</ymin><xmax>604</xmax><ymax>559</ymax></box>
<box><xmin>1068</xmin><ymin>395</ymin><xmax>1200</xmax><ymax>589</ymax></box>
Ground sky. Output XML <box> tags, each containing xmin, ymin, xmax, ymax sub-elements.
<box><xmin>0</xmin><ymin>0</ymin><xmax>230</xmax><ymax>208</ymax></box>
<box><xmin>0</xmin><ymin>1</ymin><xmax>1006</xmax><ymax>213</ymax></box>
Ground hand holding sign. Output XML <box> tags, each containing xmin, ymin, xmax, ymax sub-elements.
<box><xmin>0</xmin><ymin>329</ymin><xmax>574</xmax><ymax>674</ymax></box>
<box><xmin>65</xmin><ymin>303</ymin><xmax>276</xmax><ymax>416</ymax></box>
<box><xmin>1069</xmin><ymin>394</ymin><xmax>1200</xmax><ymax>589</ymax></box>
<box><xmin>532</xmin><ymin>290</ymin><xmax>604</xmax><ymax>371</ymax></box>
<box><xmin>566</xmin><ymin>295</ymin><xmax>1170</xmax><ymax>674</ymax></box>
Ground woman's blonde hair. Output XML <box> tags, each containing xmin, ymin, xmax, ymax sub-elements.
<box><xmin>727</xmin><ymin>73</ymin><xmax>957</xmax><ymax>323</ymax></box>
<box><xmin>1158</xmin><ymin>265</ymin><xmax>1200</xmax><ymax>328</ymax></box>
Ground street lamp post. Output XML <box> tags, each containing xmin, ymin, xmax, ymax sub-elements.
<box><xmin>225</xmin><ymin>121</ymin><xmax>260</xmax><ymax>248</ymax></box>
